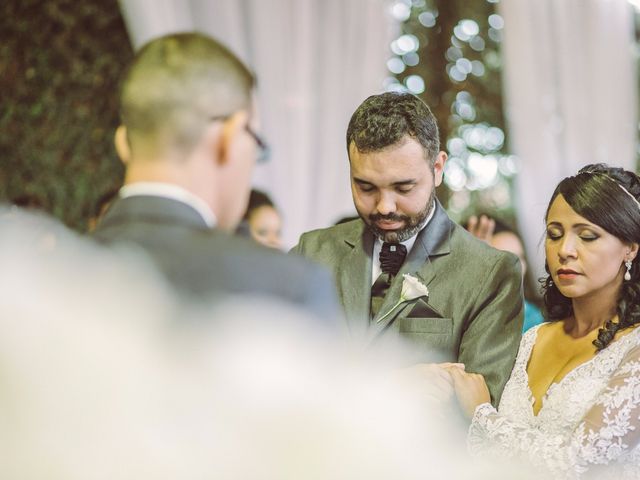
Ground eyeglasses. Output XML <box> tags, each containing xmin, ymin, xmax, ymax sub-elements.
<box><xmin>210</xmin><ymin>115</ymin><xmax>270</xmax><ymax>163</ymax></box>
<box><xmin>244</xmin><ymin>124</ymin><xmax>270</xmax><ymax>163</ymax></box>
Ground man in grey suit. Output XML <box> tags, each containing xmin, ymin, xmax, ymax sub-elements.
<box><xmin>293</xmin><ymin>93</ymin><xmax>523</xmax><ymax>403</ymax></box>
<box><xmin>94</xmin><ymin>32</ymin><xmax>339</xmax><ymax>319</ymax></box>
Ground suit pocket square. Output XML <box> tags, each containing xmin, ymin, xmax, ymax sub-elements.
<box><xmin>404</xmin><ymin>299</ymin><xmax>444</xmax><ymax>319</ymax></box>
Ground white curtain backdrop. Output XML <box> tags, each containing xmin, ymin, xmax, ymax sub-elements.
<box><xmin>498</xmin><ymin>0</ymin><xmax>637</xmax><ymax>281</ymax></box>
<box><xmin>118</xmin><ymin>0</ymin><xmax>396</xmax><ymax>247</ymax></box>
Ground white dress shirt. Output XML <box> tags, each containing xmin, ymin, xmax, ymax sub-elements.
<box><xmin>119</xmin><ymin>182</ymin><xmax>217</xmax><ymax>228</ymax></box>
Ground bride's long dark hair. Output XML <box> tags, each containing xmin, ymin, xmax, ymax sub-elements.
<box><xmin>541</xmin><ymin>163</ymin><xmax>640</xmax><ymax>351</ymax></box>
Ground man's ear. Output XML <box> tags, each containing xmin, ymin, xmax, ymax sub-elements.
<box><xmin>114</xmin><ymin>125</ymin><xmax>131</xmax><ymax>164</ymax></box>
<box><xmin>215</xmin><ymin>110</ymin><xmax>249</xmax><ymax>166</ymax></box>
<box><xmin>433</xmin><ymin>151</ymin><xmax>447</xmax><ymax>187</ymax></box>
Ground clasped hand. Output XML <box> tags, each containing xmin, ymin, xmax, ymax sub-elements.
<box><xmin>397</xmin><ymin>362</ymin><xmax>491</xmax><ymax>419</ymax></box>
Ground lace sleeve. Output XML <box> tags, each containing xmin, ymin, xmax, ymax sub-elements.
<box><xmin>468</xmin><ymin>343</ymin><xmax>640</xmax><ymax>476</ymax></box>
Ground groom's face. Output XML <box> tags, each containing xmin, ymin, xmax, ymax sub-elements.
<box><xmin>349</xmin><ymin>136</ymin><xmax>446</xmax><ymax>243</ymax></box>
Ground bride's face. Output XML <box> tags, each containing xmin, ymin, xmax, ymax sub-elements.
<box><xmin>545</xmin><ymin>194</ymin><xmax>635</xmax><ymax>300</ymax></box>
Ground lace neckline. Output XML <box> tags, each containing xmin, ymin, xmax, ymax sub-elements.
<box><xmin>521</xmin><ymin>323</ymin><xmax>640</xmax><ymax>417</ymax></box>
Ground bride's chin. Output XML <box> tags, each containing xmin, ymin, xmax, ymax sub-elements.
<box><xmin>556</xmin><ymin>286</ymin><xmax>583</xmax><ymax>299</ymax></box>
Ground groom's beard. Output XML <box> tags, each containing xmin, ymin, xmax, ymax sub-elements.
<box><xmin>360</xmin><ymin>189</ymin><xmax>435</xmax><ymax>243</ymax></box>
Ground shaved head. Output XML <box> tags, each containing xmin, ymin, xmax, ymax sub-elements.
<box><xmin>119</xmin><ymin>32</ymin><xmax>255</xmax><ymax>159</ymax></box>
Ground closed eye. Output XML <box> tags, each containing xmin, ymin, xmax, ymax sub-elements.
<box><xmin>354</xmin><ymin>179</ymin><xmax>376</xmax><ymax>193</ymax></box>
<box><xmin>546</xmin><ymin>229</ymin><xmax>562</xmax><ymax>240</ymax></box>
<box><xmin>579</xmin><ymin>235</ymin><xmax>599</xmax><ymax>242</ymax></box>
<box><xmin>575</xmin><ymin>227</ymin><xmax>600</xmax><ymax>242</ymax></box>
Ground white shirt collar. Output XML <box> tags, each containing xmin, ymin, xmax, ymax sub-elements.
<box><xmin>119</xmin><ymin>182</ymin><xmax>217</xmax><ymax>228</ymax></box>
<box><xmin>371</xmin><ymin>204</ymin><xmax>436</xmax><ymax>284</ymax></box>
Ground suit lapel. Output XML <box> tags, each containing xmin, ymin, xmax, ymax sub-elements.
<box><xmin>337</xmin><ymin>221</ymin><xmax>374</xmax><ymax>336</ymax></box>
<box><xmin>371</xmin><ymin>200</ymin><xmax>453</xmax><ymax>334</ymax></box>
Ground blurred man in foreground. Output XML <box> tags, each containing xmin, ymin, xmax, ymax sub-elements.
<box><xmin>94</xmin><ymin>32</ymin><xmax>339</xmax><ymax>318</ymax></box>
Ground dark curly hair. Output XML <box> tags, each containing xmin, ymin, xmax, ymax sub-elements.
<box><xmin>242</xmin><ymin>189</ymin><xmax>276</xmax><ymax>221</ymax></box>
<box><xmin>345</xmin><ymin>92</ymin><xmax>440</xmax><ymax>165</ymax></box>
<box><xmin>541</xmin><ymin>163</ymin><xmax>640</xmax><ymax>351</ymax></box>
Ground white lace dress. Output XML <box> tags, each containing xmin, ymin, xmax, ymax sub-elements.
<box><xmin>468</xmin><ymin>323</ymin><xmax>640</xmax><ymax>479</ymax></box>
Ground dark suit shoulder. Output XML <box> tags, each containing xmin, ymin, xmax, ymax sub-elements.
<box><xmin>94</xmin><ymin>209</ymin><xmax>340</xmax><ymax>316</ymax></box>
<box><xmin>211</xmin><ymin>229</ymin><xmax>323</xmax><ymax>275</ymax></box>
<box><xmin>175</xmin><ymin>227</ymin><xmax>329</xmax><ymax>282</ymax></box>
<box><xmin>189</xmin><ymin>230</ymin><xmax>341</xmax><ymax>317</ymax></box>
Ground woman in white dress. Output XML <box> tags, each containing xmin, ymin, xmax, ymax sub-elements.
<box><xmin>449</xmin><ymin>164</ymin><xmax>640</xmax><ymax>479</ymax></box>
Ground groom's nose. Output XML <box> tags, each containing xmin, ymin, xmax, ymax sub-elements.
<box><xmin>375</xmin><ymin>191</ymin><xmax>397</xmax><ymax>216</ymax></box>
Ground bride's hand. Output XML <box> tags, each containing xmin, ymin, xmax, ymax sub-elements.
<box><xmin>447</xmin><ymin>367</ymin><xmax>491</xmax><ymax>419</ymax></box>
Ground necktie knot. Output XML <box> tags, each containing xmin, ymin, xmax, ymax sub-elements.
<box><xmin>379</xmin><ymin>242</ymin><xmax>407</xmax><ymax>276</ymax></box>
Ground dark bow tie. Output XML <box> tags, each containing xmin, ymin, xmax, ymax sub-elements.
<box><xmin>379</xmin><ymin>242</ymin><xmax>407</xmax><ymax>276</ymax></box>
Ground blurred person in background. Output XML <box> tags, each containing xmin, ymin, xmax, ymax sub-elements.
<box><xmin>236</xmin><ymin>189</ymin><xmax>283</xmax><ymax>250</ymax></box>
<box><xmin>93</xmin><ymin>32</ymin><xmax>339</xmax><ymax>319</ymax></box>
<box><xmin>466</xmin><ymin>214</ymin><xmax>544</xmax><ymax>332</ymax></box>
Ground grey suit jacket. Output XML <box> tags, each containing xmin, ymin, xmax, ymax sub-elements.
<box><xmin>293</xmin><ymin>200</ymin><xmax>523</xmax><ymax>404</ymax></box>
<box><xmin>93</xmin><ymin>195</ymin><xmax>341</xmax><ymax>320</ymax></box>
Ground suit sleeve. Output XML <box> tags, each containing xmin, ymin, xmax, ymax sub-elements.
<box><xmin>458</xmin><ymin>252</ymin><xmax>524</xmax><ymax>406</ymax></box>
<box><xmin>299</xmin><ymin>265</ymin><xmax>343</xmax><ymax>321</ymax></box>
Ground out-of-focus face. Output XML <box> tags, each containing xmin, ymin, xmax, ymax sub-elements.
<box><xmin>349</xmin><ymin>136</ymin><xmax>445</xmax><ymax>243</ymax></box>
<box><xmin>248</xmin><ymin>205</ymin><xmax>283</xmax><ymax>250</ymax></box>
<box><xmin>545</xmin><ymin>194</ymin><xmax>635</xmax><ymax>301</ymax></box>
<box><xmin>491</xmin><ymin>231</ymin><xmax>527</xmax><ymax>276</ymax></box>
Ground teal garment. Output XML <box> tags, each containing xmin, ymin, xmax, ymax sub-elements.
<box><xmin>523</xmin><ymin>300</ymin><xmax>544</xmax><ymax>333</ymax></box>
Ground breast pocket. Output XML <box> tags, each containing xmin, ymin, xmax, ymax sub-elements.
<box><xmin>398</xmin><ymin>317</ymin><xmax>455</xmax><ymax>355</ymax></box>
<box><xmin>399</xmin><ymin>317</ymin><xmax>453</xmax><ymax>335</ymax></box>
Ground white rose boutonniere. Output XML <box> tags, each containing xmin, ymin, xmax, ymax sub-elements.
<box><xmin>376</xmin><ymin>273</ymin><xmax>429</xmax><ymax>323</ymax></box>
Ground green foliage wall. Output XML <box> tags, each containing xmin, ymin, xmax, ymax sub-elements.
<box><xmin>0</xmin><ymin>0</ymin><xmax>132</xmax><ymax>230</ymax></box>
